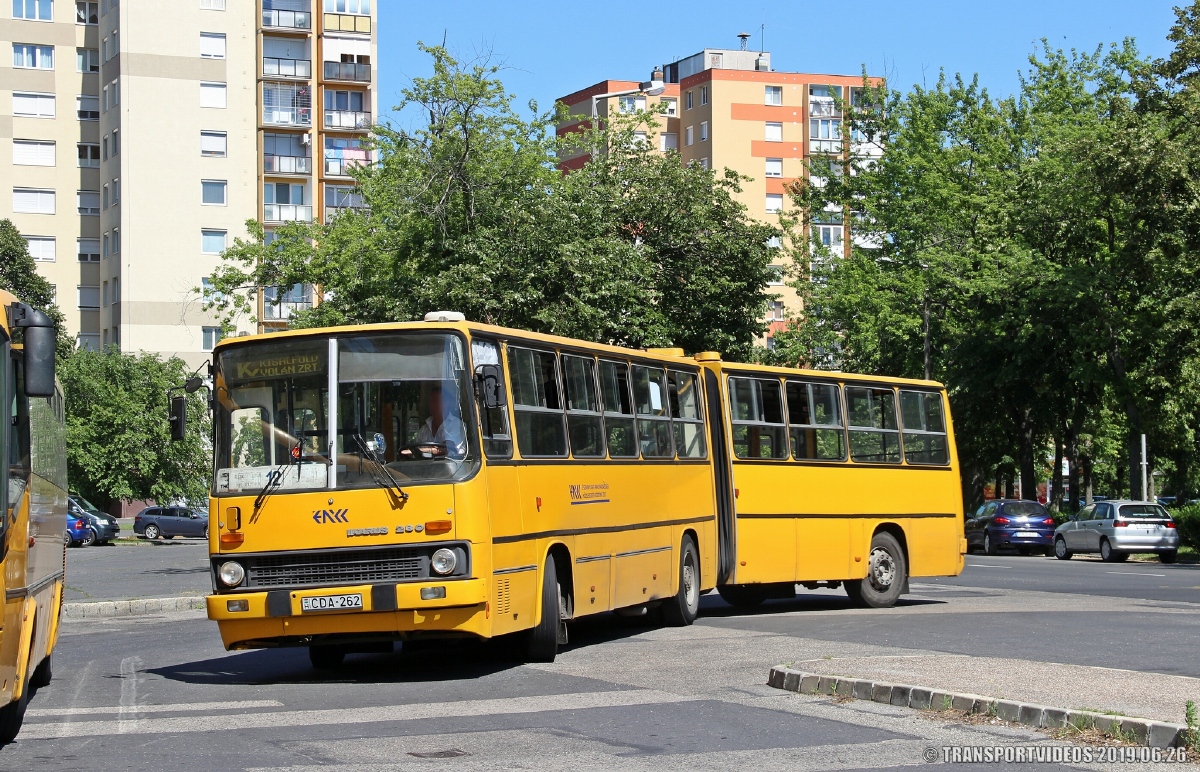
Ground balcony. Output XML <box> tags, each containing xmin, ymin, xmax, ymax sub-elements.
<box><xmin>809</xmin><ymin>99</ymin><xmax>840</xmax><ymax>118</ymax></box>
<box><xmin>323</xmin><ymin>13</ymin><xmax>370</xmax><ymax>33</ymax></box>
<box><xmin>263</xmin><ymin>57</ymin><xmax>312</xmax><ymax>79</ymax></box>
<box><xmin>809</xmin><ymin>139</ymin><xmax>843</xmax><ymax>154</ymax></box>
<box><xmin>263</xmin><ymin>106</ymin><xmax>312</xmax><ymax>126</ymax></box>
<box><xmin>323</xmin><ymin>61</ymin><xmax>371</xmax><ymax>83</ymax></box>
<box><xmin>263</xmin><ymin>204</ymin><xmax>313</xmax><ymax>222</ymax></box>
<box><xmin>323</xmin><ymin>110</ymin><xmax>370</xmax><ymax>129</ymax></box>
<box><xmin>264</xmin><ymin>154</ymin><xmax>312</xmax><ymax>174</ymax></box>
<box><xmin>262</xmin><ymin>9</ymin><xmax>312</xmax><ymax>30</ymax></box>
<box><xmin>324</xmin><ymin>205</ymin><xmax>366</xmax><ymax>223</ymax></box>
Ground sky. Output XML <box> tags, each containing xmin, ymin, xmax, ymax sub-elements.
<box><xmin>375</xmin><ymin>0</ymin><xmax>1183</xmax><ymax>126</ymax></box>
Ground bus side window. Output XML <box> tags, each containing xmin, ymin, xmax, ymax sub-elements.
<box><xmin>230</xmin><ymin>407</ymin><xmax>270</xmax><ymax>467</ymax></box>
<box><xmin>632</xmin><ymin>365</ymin><xmax>673</xmax><ymax>458</ymax></box>
<box><xmin>471</xmin><ymin>339</ymin><xmax>512</xmax><ymax>457</ymax></box>
<box><xmin>599</xmin><ymin>360</ymin><xmax>637</xmax><ymax>458</ymax></box>
<box><xmin>729</xmin><ymin>377</ymin><xmax>787</xmax><ymax>459</ymax></box>
<box><xmin>562</xmin><ymin>355</ymin><xmax>604</xmax><ymax>458</ymax></box>
<box><xmin>899</xmin><ymin>390</ymin><xmax>949</xmax><ymax>465</ymax></box>
<box><xmin>786</xmin><ymin>381</ymin><xmax>845</xmax><ymax>460</ymax></box>
<box><xmin>508</xmin><ymin>347</ymin><xmax>567</xmax><ymax>457</ymax></box>
<box><xmin>846</xmin><ymin>386</ymin><xmax>901</xmax><ymax>463</ymax></box>
<box><xmin>668</xmin><ymin>370</ymin><xmax>706</xmax><ymax>458</ymax></box>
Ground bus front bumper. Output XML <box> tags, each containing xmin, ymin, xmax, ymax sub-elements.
<box><xmin>206</xmin><ymin>578</ymin><xmax>488</xmax><ymax>649</ymax></box>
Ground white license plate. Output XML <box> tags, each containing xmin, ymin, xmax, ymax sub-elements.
<box><xmin>1014</xmin><ymin>531</ymin><xmax>1040</xmax><ymax>538</ymax></box>
<box><xmin>1131</xmin><ymin>524</ymin><xmax>1156</xmax><ymax>529</ymax></box>
<box><xmin>300</xmin><ymin>593</ymin><xmax>364</xmax><ymax>612</ymax></box>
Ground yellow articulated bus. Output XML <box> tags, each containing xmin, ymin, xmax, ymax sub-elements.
<box><xmin>0</xmin><ymin>293</ymin><xmax>66</xmax><ymax>744</ymax></box>
<box><xmin>194</xmin><ymin>315</ymin><xmax>963</xmax><ymax>668</ymax></box>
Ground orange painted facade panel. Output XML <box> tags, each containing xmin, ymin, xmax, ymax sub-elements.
<box><xmin>730</xmin><ymin>104</ymin><xmax>804</xmax><ymax>122</ymax></box>
<box><xmin>750</xmin><ymin>140</ymin><xmax>805</xmax><ymax>159</ymax></box>
<box><xmin>765</xmin><ymin>178</ymin><xmax>798</xmax><ymax>195</ymax></box>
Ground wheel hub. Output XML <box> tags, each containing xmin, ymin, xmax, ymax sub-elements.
<box><xmin>868</xmin><ymin>547</ymin><xmax>895</xmax><ymax>591</ymax></box>
<box><xmin>682</xmin><ymin>561</ymin><xmax>697</xmax><ymax>608</ymax></box>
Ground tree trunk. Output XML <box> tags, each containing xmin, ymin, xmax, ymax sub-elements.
<box><xmin>994</xmin><ymin>467</ymin><xmax>1003</xmax><ymax>501</ymax></box>
<box><xmin>1106</xmin><ymin>344</ymin><xmax>1144</xmax><ymax>500</ymax></box>
<box><xmin>1064</xmin><ymin>424</ymin><xmax>1079</xmax><ymax>513</ymax></box>
<box><xmin>1018</xmin><ymin>411</ymin><xmax>1038</xmax><ymax>501</ymax></box>
<box><xmin>1004</xmin><ymin>472</ymin><xmax>1015</xmax><ymax>500</ymax></box>
<box><xmin>1050</xmin><ymin>433</ymin><xmax>1064</xmax><ymax>510</ymax></box>
<box><xmin>922</xmin><ymin>296</ymin><xmax>931</xmax><ymax>382</ymax></box>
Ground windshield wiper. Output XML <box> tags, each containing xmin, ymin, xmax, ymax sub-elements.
<box><xmin>252</xmin><ymin>441</ymin><xmax>301</xmax><ymax>517</ymax></box>
<box><xmin>353</xmin><ymin>433</ymin><xmax>409</xmax><ymax>505</ymax></box>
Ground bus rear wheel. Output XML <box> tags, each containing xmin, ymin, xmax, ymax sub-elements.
<box><xmin>845</xmin><ymin>531</ymin><xmax>906</xmax><ymax>609</ymax></box>
<box><xmin>524</xmin><ymin>557</ymin><xmax>564</xmax><ymax>663</ymax></box>
<box><xmin>662</xmin><ymin>536</ymin><xmax>700</xmax><ymax>627</ymax></box>
<box><xmin>0</xmin><ymin>672</ymin><xmax>29</xmax><ymax>744</ymax></box>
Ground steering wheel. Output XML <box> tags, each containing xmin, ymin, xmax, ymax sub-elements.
<box><xmin>399</xmin><ymin>443</ymin><xmax>448</xmax><ymax>460</ymax></box>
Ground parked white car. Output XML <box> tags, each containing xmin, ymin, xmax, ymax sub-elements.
<box><xmin>1053</xmin><ymin>500</ymin><xmax>1179</xmax><ymax>563</ymax></box>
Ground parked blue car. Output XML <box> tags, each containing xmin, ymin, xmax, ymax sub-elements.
<box><xmin>966</xmin><ymin>499</ymin><xmax>1056</xmax><ymax>555</ymax></box>
<box><xmin>64</xmin><ymin>512</ymin><xmax>91</xmax><ymax>547</ymax></box>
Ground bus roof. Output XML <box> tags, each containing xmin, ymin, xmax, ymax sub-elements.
<box><xmin>213</xmin><ymin>319</ymin><xmax>945</xmax><ymax>389</ymax></box>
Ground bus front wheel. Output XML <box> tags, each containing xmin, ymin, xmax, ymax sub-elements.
<box><xmin>845</xmin><ymin>531</ymin><xmax>906</xmax><ymax>609</ymax></box>
<box><xmin>524</xmin><ymin>557</ymin><xmax>564</xmax><ymax>663</ymax></box>
<box><xmin>662</xmin><ymin>535</ymin><xmax>700</xmax><ymax>627</ymax></box>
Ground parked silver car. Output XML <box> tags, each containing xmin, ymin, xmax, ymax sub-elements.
<box><xmin>1053</xmin><ymin>500</ymin><xmax>1179</xmax><ymax>563</ymax></box>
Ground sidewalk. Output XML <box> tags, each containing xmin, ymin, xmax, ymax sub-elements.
<box><xmin>783</xmin><ymin>653</ymin><xmax>1200</xmax><ymax>726</ymax></box>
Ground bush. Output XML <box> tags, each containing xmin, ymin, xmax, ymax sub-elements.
<box><xmin>1172</xmin><ymin>504</ymin><xmax>1200</xmax><ymax>550</ymax></box>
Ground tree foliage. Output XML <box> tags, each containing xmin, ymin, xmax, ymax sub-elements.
<box><xmin>0</xmin><ymin>218</ymin><xmax>70</xmax><ymax>357</ymax></box>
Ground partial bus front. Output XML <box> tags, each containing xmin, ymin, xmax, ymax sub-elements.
<box><xmin>206</xmin><ymin>329</ymin><xmax>491</xmax><ymax>662</ymax></box>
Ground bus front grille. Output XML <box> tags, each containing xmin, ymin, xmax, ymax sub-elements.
<box><xmin>245</xmin><ymin>547</ymin><xmax>427</xmax><ymax>588</ymax></box>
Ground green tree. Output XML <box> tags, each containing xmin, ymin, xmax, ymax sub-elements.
<box><xmin>58</xmin><ymin>349</ymin><xmax>210</xmax><ymax>507</ymax></box>
<box><xmin>0</xmin><ymin>218</ymin><xmax>70</xmax><ymax>357</ymax></box>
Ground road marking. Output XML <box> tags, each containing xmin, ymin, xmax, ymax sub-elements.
<box><xmin>966</xmin><ymin>564</ymin><xmax>1012</xmax><ymax>569</ymax></box>
<box><xmin>27</xmin><ymin>700</ymin><xmax>284</xmax><ymax>718</ymax></box>
<box><xmin>18</xmin><ymin>689</ymin><xmax>701</xmax><ymax>740</ymax></box>
<box><xmin>118</xmin><ymin>656</ymin><xmax>142</xmax><ymax>733</ymax></box>
<box><xmin>1106</xmin><ymin>571</ymin><xmax>1166</xmax><ymax>577</ymax></box>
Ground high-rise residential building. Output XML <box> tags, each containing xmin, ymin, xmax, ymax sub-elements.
<box><xmin>3</xmin><ymin>0</ymin><xmax>377</xmax><ymax>368</ymax></box>
<box><xmin>558</xmin><ymin>46</ymin><xmax>881</xmax><ymax>347</ymax></box>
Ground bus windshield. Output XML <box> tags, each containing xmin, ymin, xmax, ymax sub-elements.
<box><xmin>213</xmin><ymin>332</ymin><xmax>476</xmax><ymax>495</ymax></box>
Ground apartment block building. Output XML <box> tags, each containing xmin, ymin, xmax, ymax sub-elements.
<box><xmin>2</xmin><ymin>0</ymin><xmax>376</xmax><ymax>368</ymax></box>
<box><xmin>558</xmin><ymin>47</ymin><xmax>880</xmax><ymax>345</ymax></box>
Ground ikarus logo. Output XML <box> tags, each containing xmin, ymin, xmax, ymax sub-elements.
<box><xmin>313</xmin><ymin>509</ymin><xmax>349</xmax><ymax>524</ymax></box>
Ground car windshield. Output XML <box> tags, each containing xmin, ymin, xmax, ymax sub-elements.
<box><xmin>1003</xmin><ymin>502</ymin><xmax>1047</xmax><ymax>516</ymax></box>
<box><xmin>213</xmin><ymin>331</ymin><xmax>477</xmax><ymax>495</ymax></box>
<box><xmin>72</xmin><ymin>495</ymin><xmax>103</xmax><ymax>513</ymax></box>
<box><xmin>1118</xmin><ymin>504</ymin><xmax>1170</xmax><ymax>518</ymax></box>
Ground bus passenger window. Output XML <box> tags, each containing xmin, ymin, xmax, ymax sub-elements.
<box><xmin>785</xmin><ymin>381</ymin><xmax>845</xmax><ymax>460</ymax></box>
<box><xmin>562</xmin><ymin>355</ymin><xmax>604</xmax><ymax>458</ymax></box>
<box><xmin>472</xmin><ymin>339</ymin><xmax>512</xmax><ymax>457</ymax></box>
<box><xmin>599</xmin><ymin>360</ymin><xmax>637</xmax><ymax>457</ymax></box>
<box><xmin>509</xmin><ymin>348</ymin><xmax>567</xmax><ymax>457</ymax></box>
<box><xmin>846</xmin><ymin>386</ymin><xmax>901</xmax><ymax>463</ymax></box>
<box><xmin>632</xmin><ymin>366</ymin><xmax>673</xmax><ymax>457</ymax></box>
<box><xmin>668</xmin><ymin>370</ymin><xmax>706</xmax><ymax>458</ymax></box>
<box><xmin>729</xmin><ymin>377</ymin><xmax>787</xmax><ymax>459</ymax></box>
<box><xmin>899</xmin><ymin>390</ymin><xmax>949</xmax><ymax>464</ymax></box>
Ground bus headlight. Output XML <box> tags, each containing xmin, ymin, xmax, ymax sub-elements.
<box><xmin>218</xmin><ymin>561</ymin><xmax>245</xmax><ymax>587</ymax></box>
<box><xmin>430</xmin><ymin>548</ymin><xmax>457</xmax><ymax>576</ymax></box>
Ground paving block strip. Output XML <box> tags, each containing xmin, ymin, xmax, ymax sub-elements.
<box><xmin>61</xmin><ymin>596</ymin><xmax>206</xmax><ymax>620</ymax></box>
<box><xmin>767</xmin><ymin>666</ymin><xmax>1190</xmax><ymax>749</ymax></box>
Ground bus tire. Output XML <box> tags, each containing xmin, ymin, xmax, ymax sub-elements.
<box><xmin>308</xmin><ymin>644</ymin><xmax>346</xmax><ymax>671</ymax></box>
<box><xmin>717</xmin><ymin>584</ymin><xmax>766</xmax><ymax>608</ymax></box>
<box><xmin>662</xmin><ymin>535</ymin><xmax>700</xmax><ymax>627</ymax></box>
<box><xmin>845</xmin><ymin>531</ymin><xmax>906</xmax><ymax>609</ymax></box>
<box><xmin>524</xmin><ymin>557</ymin><xmax>562</xmax><ymax>663</ymax></box>
<box><xmin>29</xmin><ymin>655</ymin><xmax>51</xmax><ymax>689</ymax></box>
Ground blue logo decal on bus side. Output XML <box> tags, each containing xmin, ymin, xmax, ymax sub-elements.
<box><xmin>313</xmin><ymin>509</ymin><xmax>349</xmax><ymax>524</ymax></box>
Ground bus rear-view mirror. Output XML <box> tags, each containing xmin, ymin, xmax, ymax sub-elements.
<box><xmin>169</xmin><ymin>396</ymin><xmax>187</xmax><ymax>442</ymax></box>
<box><xmin>476</xmin><ymin>364</ymin><xmax>507</xmax><ymax>409</ymax></box>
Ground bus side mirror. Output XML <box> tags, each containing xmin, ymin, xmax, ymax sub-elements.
<box><xmin>9</xmin><ymin>303</ymin><xmax>56</xmax><ymax>397</ymax></box>
<box><xmin>169</xmin><ymin>396</ymin><xmax>187</xmax><ymax>441</ymax></box>
<box><xmin>476</xmin><ymin>364</ymin><xmax>506</xmax><ymax>409</ymax></box>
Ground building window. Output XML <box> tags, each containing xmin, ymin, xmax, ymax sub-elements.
<box><xmin>80</xmin><ymin>142</ymin><xmax>100</xmax><ymax>167</ymax></box>
<box><xmin>684</xmin><ymin>126</ymin><xmax>693</xmax><ymax>146</ymax></box>
<box><xmin>765</xmin><ymin>122</ymin><xmax>783</xmax><ymax>142</ymax></box>
<box><xmin>102</xmin><ymin>232</ymin><xmax>109</xmax><ymax>257</ymax></box>
<box><xmin>685</xmin><ymin>90</ymin><xmax>692</xmax><ymax>110</ymax></box>
<box><xmin>659</xmin><ymin>132</ymin><xmax>677</xmax><ymax>152</ymax></box>
<box><xmin>766</xmin><ymin>194</ymin><xmax>783</xmax><ymax>214</ymax></box>
<box><xmin>13</xmin><ymin>92</ymin><xmax>55</xmax><ymax>118</ymax></box>
<box><xmin>324</xmin><ymin>0</ymin><xmax>370</xmax><ymax>13</ymax></box>
<box><xmin>102</xmin><ymin>280</ymin><xmax>108</xmax><ymax>306</ymax></box>
<box><xmin>77</xmin><ymin>47</ymin><xmax>99</xmax><ymax>73</ymax></box>
<box><xmin>201</xmin><ymin>326</ymin><xmax>223</xmax><ymax>351</ymax></box>
<box><xmin>617</xmin><ymin>95</ymin><xmax>646</xmax><ymax>114</ymax></box>
<box><xmin>111</xmin><ymin>227</ymin><xmax>119</xmax><ymax>254</ymax></box>
<box><xmin>767</xmin><ymin>235</ymin><xmax>782</xmax><ymax>249</ymax></box>
<box><xmin>199</xmin><ymin>32</ymin><xmax>226</xmax><ymax>59</ymax></box>
<box><xmin>199</xmin><ymin>0</ymin><xmax>226</xmax><ymax>9</ymax></box>
<box><xmin>813</xmin><ymin>223</ymin><xmax>844</xmax><ymax>251</ymax></box>
<box><xmin>767</xmin><ymin>265</ymin><xmax>784</xmax><ymax>286</ymax></box>
<box><xmin>77</xmin><ymin>95</ymin><xmax>99</xmax><ymax>120</ymax></box>
<box><xmin>14</xmin><ymin>0</ymin><xmax>54</xmax><ymax>20</ymax></box>
<box><xmin>201</xmin><ymin>179</ymin><xmax>227</xmax><ymax>205</ymax></box>
<box><xmin>662</xmin><ymin>98</ymin><xmax>677</xmax><ymax>116</ymax></box>
<box><xmin>77</xmin><ymin>190</ymin><xmax>100</xmax><ymax>215</ymax></box>
<box><xmin>700</xmin><ymin>86</ymin><xmax>708</xmax><ymax>105</ymax></box>
<box><xmin>102</xmin><ymin>78</ymin><xmax>118</xmax><ymax>111</ymax></box>
<box><xmin>76</xmin><ymin>0</ymin><xmax>98</xmax><ymax>23</ymax></box>
<box><xmin>13</xmin><ymin>188</ymin><xmax>55</xmax><ymax>214</ymax></box>
<box><xmin>324</xmin><ymin>183</ymin><xmax>363</xmax><ymax>209</ymax></box>
<box><xmin>78</xmin><ymin>285</ymin><xmax>100</xmax><ymax>309</ymax></box>
<box><xmin>811</xmin><ymin>118</ymin><xmax>842</xmax><ymax>153</ymax></box>
<box><xmin>200</xmin><ymin>130</ymin><xmax>227</xmax><ymax>157</ymax></box>
<box><xmin>700</xmin><ymin>121</ymin><xmax>708</xmax><ymax>141</ymax></box>
<box><xmin>13</xmin><ymin>44</ymin><xmax>54</xmax><ymax>70</ymax></box>
<box><xmin>101</xmin><ymin>0</ymin><xmax>117</xmax><ymax>14</ymax></box>
<box><xmin>765</xmin><ymin>85</ymin><xmax>783</xmax><ymax>106</ymax></box>
<box><xmin>78</xmin><ymin>238</ymin><xmax>100</xmax><ymax>262</ymax></box>
<box><xmin>110</xmin><ymin>128</ymin><xmax>119</xmax><ymax>156</ymax></box>
<box><xmin>765</xmin><ymin>158</ymin><xmax>783</xmax><ymax>178</ymax></box>
<box><xmin>201</xmin><ymin>229</ymin><xmax>227</xmax><ymax>254</ymax></box>
<box><xmin>110</xmin><ymin>177</ymin><xmax>119</xmax><ymax>204</ymax></box>
<box><xmin>111</xmin><ymin>275</ymin><xmax>118</xmax><ymax>301</ymax></box>
<box><xmin>101</xmin><ymin>135</ymin><xmax>108</xmax><ymax>160</ymax></box>
<box><xmin>323</xmin><ymin>135</ymin><xmax>366</xmax><ymax>175</ymax></box>
<box><xmin>323</xmin><ymin>88</ymin><xmax>367</xmax><ymax>127</ymax></box>
<box><xmin>769</xmin><ymin>300</ymin><xmax>785</xmax><ymax>321</ymax></box>
<box><xmin>101</xmin><ymin>31</ymin><xmax>117</xmax><ymax>61</ymax></box>
<box><xmin>200</xmin><ymin>81</ymin><xmax>227</xmax><ymax>109</ymax></box>
<box><xmin>264</xmin><ymin>82</ymin><xmax>312</xmax><ymax>125</ymax></box>
<box><xmin>24</xmin><ymin>236</ymin><xmax>55</xmax><ymax>262</ymax></box>
<box><xmin>699</xmin><ymin>157</ymin><xmax>709</xmax><ymax>170</ymax></box>
<box><xmin>12</xmin><ymin>140</ymin><xmax>55</xmax><ymax>166</ymax></box>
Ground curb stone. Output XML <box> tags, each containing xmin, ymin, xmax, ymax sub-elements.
<box><xmin>62</xmin><ymin>596</ymin><xmax>206</xmax><ymax>620</ymax></box>
<box><xmin>767</xmin><ymin>666</ymin><xmax>1189</xmax><ymax>749</ymax></box>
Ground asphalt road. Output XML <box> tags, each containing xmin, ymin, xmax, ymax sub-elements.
<box><xmin>64</xmin><ymin>539</ymin><xmax>210</xmax><ymax>602</ymax></box>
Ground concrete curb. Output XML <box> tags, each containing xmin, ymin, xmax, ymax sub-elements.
<box><xmin>61</xmin><ymin>596</ymin><xmax>206</xmax><ymax>620</ymax></box>
<box><xmin>768</xmin><ymin>666</ymin><xmax>1189</xmax><ymax>749</ymax></box>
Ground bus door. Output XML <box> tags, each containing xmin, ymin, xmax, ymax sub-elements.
<box><xmin>703</xmin><ymin>370</ymin><xmax>736</xmax><ymax>583</ymax></box>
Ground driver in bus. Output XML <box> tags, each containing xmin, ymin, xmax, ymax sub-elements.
<box><xmin>416</xmin><ymin>383</ymin><xmax>467</xmax><ymax>458</ymax></box>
